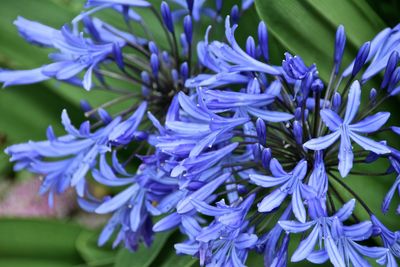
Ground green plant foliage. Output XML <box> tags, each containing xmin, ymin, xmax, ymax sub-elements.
<box><xmin>114</xmin><ymin>232</ymin><xmax>172</xmax><ymax>267</ymax></box>
<box><xmin>254</xmin><ymin>0</ymin><xmax>386</xmax><ymax>81</ymax></box>
<box><xmin>76</xmin><ymin>230</ymin><xmax>117</xmax><ymax>267</ymax></box>
<box><xmin>0</xmin><ymin>218</ymin><xmax>84</xmax><ymax>266</ymax></box>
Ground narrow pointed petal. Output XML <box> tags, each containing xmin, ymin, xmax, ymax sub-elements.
<box><xmin>349</xmin><ymin>131</ymin><xmax>390</xmax><ymax>154</ymax></box>
<box><xmin>291</xmin><ymin>225</ymin><xmax>320</xmax><ymax>262</ymax></box>
<box><xmin>307</xmin><ymin>250</ymin><xmax>329</xmax><ymax>264</ymax></box>
<box><xmin>269</xmin><ymin>158</ymin><xmax>288</xmax><ymax>177</ymax></box>
<box><xmin>338</xmin><ymin>130</ymin><xmax>353</xmax><ymax>177</ymax></box>
<box><xmin>278</xmin><ymin>220</ymin><xmax>315</xmax><ymax>233</ymax></box>
<box><xmin>248</xmin><ymin>173</ymin><xmax>289</xmax><ymax>188</ymax></box>
<box><xmin>343</xmin><ymin>221</ymin><xmax>372</xmax><ymax>241</ymax></box>
<box><xmin>95</xmin><ymin>184</ymin><xmax>139</xmax><ymax>213</ymax></box>
<box><xmin>343</xmin><ymin>81</ymin><xmax>361</xmax><ymax>124</ymax></box>
<box><xmin>320</xmin><ymin>109</ymin><xmax>342</xmax><ymax>131</ymax></box>
<box><xmin>247</xmin><ymin>106</ymin><xmax>294</xmax><ymax>122</ymax></box>
<box><xmin>303</xmin><ymin>131</ymin><xmax>341</xmax><ymax>151</ymax></box>
<box><xmin>292</xmin><ymin>185</ymin><xmax>306</xmax><ymax>223</ymax></box>
<box><xmin>325</xmin><ymin>232</ymin><xmax>346</xmax><ymax>267</ymax></box>
<box><xmin>350</xmin><ymin>112</ymin><xmax>390</xmax><ymax>133</ymax></box>
<box><xmin>335</xmin><ymin>199</ymin><xmax>356</xmax><ymax>221</ymax></box>
<box><xmin>257</xmin><ymin>188</ymin><xmax>287</xmax><ymax>212</ymax></box>
<box><xmin>177</xmin><ymin>173</ymin><xmax>230</xmax><ymax>213</ymax></box>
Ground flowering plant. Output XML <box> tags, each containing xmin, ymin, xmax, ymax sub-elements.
<box><xmin>1</xmin><ymin>0</ymin><xmax>400</xmax><ymax>266</ymax></box>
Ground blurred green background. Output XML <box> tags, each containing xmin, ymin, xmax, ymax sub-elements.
<box><xmin>0</xmin><ymin>0</ymin><xmax>398</xmax><ymax>266</ymax></box>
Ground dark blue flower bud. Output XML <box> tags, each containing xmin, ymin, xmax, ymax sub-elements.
<box><xmin>261</xmin><ymin>147</ymin><xmax>271</xmax><ymax>169</ymax></box>
<box><xmin>161</xmin><ymin>1</ymin><xmax>174</xmax><ymax>33</ymax></box>
<box><xmin>80</xmin><ymin>100</ymin><xmax>92</xmax><ymax>113</ymax></box>
<box><xmin>256</xmin><ymin>118</ymin><xmax>266</xmax><ymax>145</ymax></box>
<box><xmin>294</xmin><ymin>107</ymin><xmax>302</xmax><ymax>121</ymax></box>
<box><xmin>246</xmin><ymin>36</ymin><xmax>256</xmax><ymax>58</ymax></box>
<box><xmin>171</xmin><ymin>69</ymin><xmax>179</xmax><ymax>86</ymax></box>
<box><xmin>369</xmin><ymin>88</ymin><xmax>377</xmax><ymax>103</ymax></box>
<box><xmin>141</xmin><ymin>71</ymin><xmax>150</xmax><ymax>96</ymax></box>
<box><xmin>180</xmin><ymin>62</ymin><xmax>189</xmax><ymax>81</ymax></box>
<box><xmin>98</xmin><ymin>108</ymin><xmax>112</xmax><ymax>124</ymax></box>
<box><xmin>252</xmin><ymin>143</ymin><xmax>263</xmax><ymax>161</ymax></box>
<box><xmin>381</xmin><ymin>51</ymin><xmax>399</xmax><ymax>89</ymax></box>
<box><xmin>150</xmin><ymin>53</ymin><xmax>159</xmax><ymax>77</ymax></box>
<box><xmin>293</xmin><ymin>120</ymin><xmax>303</xmax><ymax>145</ymax></box>
<box><xmin>311</xmin><ymin>78</ymin><xmax>324</xmax><ymax>92</ymax></box>
<box><xmin>183</xmin><ymin>15</ymin><xmax>192</xmax><ymax>44</ymax></box>
<box><xmin>186</xmin><ymin>0</ymin><xmax>194</xmax><ymax>13</ymax></box>
<box><xmin>112</xmin><ymin>43</ymin><xmax>124</xmax><ymax>70</ymax></box>
<box><xmin>334</xmin><ymin>25</ymin><xmax>346</xmax><ymax>74</ymax></box>
<box><xmin>332</xmin><ymin>92</ymin><xmax>341</xmax><ymax>112</ymax></box>
<box><xmin>230</xmin><ymin>5</ymin><xmax>240</xmax><ymax>25</ymax></box>
<box><xmin>141</xmin><ymin>71</ymin><xmax>150</xmax><ymax>84</ymax></box>
<box><xmin>186</xmin><ymin>180</ymin><xmax>206</xmax><ymax>191</ymax></box>
<box><xmin>180</xmin><ymin>33</ymin><xmax>188</xmax><ymax>54</ymax></box>
<box><xmin>351</xmin><ymin>41</ymin><xmax>370</xmax><ymax>77</ymax></box>
<box><xmin>215</xmin><ymin>0</ymin><xmax>222</xmax><ymax>13</ymax></box>
<box><xmin>162</xmin><ymin>51</ymin><xmax>170</xmax><ymax>65</ymax></box>
<box><xmin>258</xmin><ymin>21</ymin><xmax>269</xmax><ymax>62</ymax></box>
<box><xmin>388</xmin><ymin>67</ymin><xmax>400</xmax><ymax>93</ymax></box>
<box><xmin>149</xmin><ymin>41</ymin><xmax>158</xmax><ymax>54</ymax></box>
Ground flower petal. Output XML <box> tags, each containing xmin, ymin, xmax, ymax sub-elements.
<box><xmin>257</xmin><ymin>188</ymin><xmax>287</xmax><ymax>212</ymax></box>
<box><xmin>338</xmin><ymin>129</ymin><xmax>353</xmax><ymax>177</ymax></box>
<box><xmin>292</xmin><ymin>185</ymin><xmax>306</xmax><ymax>223</ymax></box>
<box><xmin>291</xmin><ymin>225</ymin><xmax>320</xmax><ymax>262</ymax></box>
<box><xmin>303</xmin><ymin>131</ymin><xmax>341</xmax><ymax>151</ymax></box>
<box><xmin>248</xmin><ymin>173</ymin><xmax>289</xmax><ymax>188</ymax></box>
<box><xmin>349</xmin><ymin>131</ymin><xmax>390</xmax><ymax>154</ymax></box>
<box><xmin>278</xmin><ymin>220</ymin><xmax>315</xmax><ymax>233</ymax></box>
<box><xmin>334</xmin><ymin>199</ymin><xmax>356</xmax><ymax>221</ymax></box>
<box><xmin>343</xmin><ymin>80</ymin><xmax>361</xmax><ymax>124</ymax></box>
<box><xmin>350</xmin><ymin>112</ymin><xmax>390</xmax><ymax>133</ymax></box>
<box><xmin>320</xmin><ymin>109</ymin><xmax>342</xmax><ymax>131</ymax></box>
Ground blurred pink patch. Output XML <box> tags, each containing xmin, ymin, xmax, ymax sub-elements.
<box><xmin>0</xmin><ymin>178</ymin><xmax>76</xmax><ymax>218</ymax></box>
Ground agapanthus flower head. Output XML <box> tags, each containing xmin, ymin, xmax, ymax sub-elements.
<box><xmin>3</xmin><ymin>0</ymin><xmax>400</xmax><ymax>266</ymax></box>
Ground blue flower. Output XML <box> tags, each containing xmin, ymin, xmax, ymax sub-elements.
<box><xmin>371</xmin><ymin>215</ymin><xmax>400</xmax><ymax>266</ymax></box>
<box><xmin>5</xmin><ymin>103</ymin><xmax>146</xmax><ymax>201</ymax></box>
<box><xmin>249</xmin><ymin>159</ymin><xmax>308</xmax><ymax>222</ymax></box>
<box><xmin>343</xmin><ymin>24</ymin><xmax>400</xmax><ymax>82</ymax></box>
<box><xmin>195</xmin><ymin>17</ymin><xmax>280</xmax><ymax>79</ymax></box>
<box><xmin>304</xmin><ymin>80</ymin><xmax>390</xmax><ymax>177</ymax></box>
<box><xmin>0</xmin><ymin>19</ymin><xmax>125</xmax><ymax>90</ymax></box>
<box><xmin>257</xmin><ymin>205</ymin><xmax>292</xmax><ymax>267</ymax></box>
<box><xmin>201</xmin><ymin>79</ymin><xmax>294</xmax><ymax>122</ymax></box>
<box><xmin>278</xmin><ymin>200</ymin><xmax>355</xmax><ymax>266</ymax></box>
<box><xmin>176</xmin><ymin>195</ymin><xmax>258</xmax><ymax>266</ymax></box>
<box><xmin>382</xmin><ymin>156</ymin><xmax>400</xmax><ymax>213</ymax></box>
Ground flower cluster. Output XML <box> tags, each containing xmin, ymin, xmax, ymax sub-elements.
<box><xmin>2</xmin><ymin>0</ymin><xmax>400</xmax><ymax>266</ymax></box>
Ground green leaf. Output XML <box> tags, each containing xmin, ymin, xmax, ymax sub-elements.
<box><xmin>254</xmin><ymin>0</ymin><xmax>386</xmax><ymax>81</ymax></box>
<box><xmin>114</xmin><ymin>232</ymin><xmax>171</xmax><ymax>267</ymax></box>
<box><xmin>0</xmin><ymin>258</ymin><xmax>76</xmax><ymax>267</ymax></box>
<box><xmin>0</xmin><ymin>218</ymin><xmax>85</xmax><ymax>264</ymax></box>
<box><xmin>76</xmin><ymin>230</ymin><xmax>117</xmax><ymax>267</ymax></box>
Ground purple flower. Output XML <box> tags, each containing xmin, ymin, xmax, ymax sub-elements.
<box><xmin>5</xmin><ymin>103</ymin><xmax>147</xmax><ymax>200</ymax></box>
<box><xmin>371</xmin><ymin>215</ymin><xmax>400</xmax><ymax>266</ymax></box>
<box><xmin>304</xmin><ymin>80</ymin><xmax>390</xmax><ymax>177</ymax></box>
<box><xmin>249</xmin><ymin>159</ymin><xmax>308</xmax><ymax>222</ymax></box>
<box><xmin>0</xmin><ymin>22</ymin><xmax>121</xmax><ymax>90</ymax></box>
